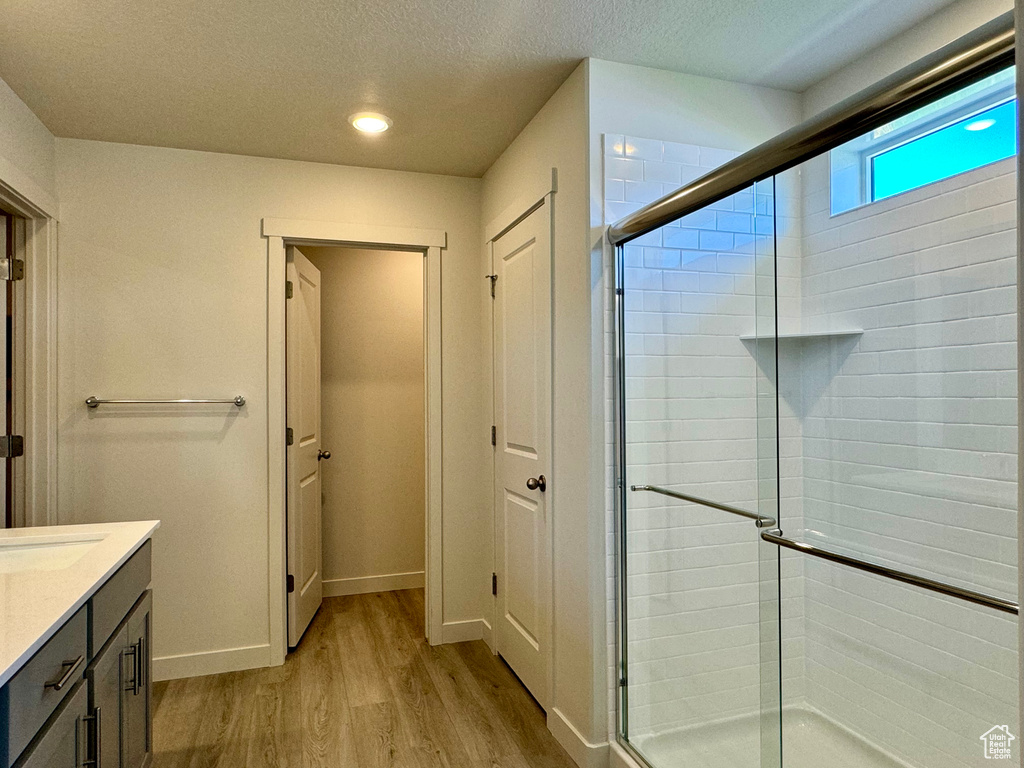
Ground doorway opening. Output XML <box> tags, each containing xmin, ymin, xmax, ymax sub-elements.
<box><xmin>285</xmin><ymin>244</ymin><xmax>426</xmax><ymax>648</ymax></box>
<box><xmin>263</xmin><ymin>217</ymin><xmax>444</xmax><ymax>661</ymax></box>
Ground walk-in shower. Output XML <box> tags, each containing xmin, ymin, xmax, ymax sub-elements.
<box><xmin>611</xmin><ymin>13</ymin><xmax>1019</xmax><ymax>768</ymax></box>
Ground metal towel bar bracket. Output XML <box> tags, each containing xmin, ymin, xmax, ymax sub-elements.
<box><xmin>629</xmin><ymin>484</ymin><xmax>1017</xmax><ymax>615</ymax></box>
<box><xmin>86</xmin><ymin>396</ymin><xmax>246</xmax><ymax>408</ymax></box>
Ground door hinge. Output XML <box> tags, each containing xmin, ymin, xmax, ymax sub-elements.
<box><xmin>490</xmin><ymin>425</ymin><xmax>496</xmax><ymax>447</ymax></box>
<box><xmin>285</xmin><ymin>280</ymin><xmax>293</xmax><ymax>299</ymax></box>
<box><xmin>287</xmin><ymin>574</ymin><xmax>295</xmax><ymax>593</ymax></box>
<box><xmin>286</xmin><ymin>427</ymin><xmax>294</xmax><ymax>446</ymax></box>
<box><xmin>486</xmin><ymin>274</ymin><xmax>497</xmax><ymax>298</ymax></box>
<box><xmin>0</xmin><ymin>435</ymin><xmax>24</xmax><ymax>459</ymax></box>
<box><xmin>492</xmin><ymin>572</ymin><xmax>497</xmax><ymax>596</ymax></box>
<box><xmin>0</xmin><ymin>259</ymin><xmax>24</xmax><ymax>282</ymax></box>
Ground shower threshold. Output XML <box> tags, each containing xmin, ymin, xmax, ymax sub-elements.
<box><xmin>632</xmin><ymin>705</ymin><xmax>916</xmax><ymax>768</ymax></box>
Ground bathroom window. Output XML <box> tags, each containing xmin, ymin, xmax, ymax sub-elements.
<box><xmin>830</xmin><ymin>67</ymin><xmax>1017</xmax><ymax>214</ymax></box>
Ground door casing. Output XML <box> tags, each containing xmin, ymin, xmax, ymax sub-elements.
<box><xmin>0</xmin><ymin>175</ymin><xmax>57</xmax><ymax>529</ymax></box>
<box><xmin>263</xmin><ymin>218</ymin><xmax>444</xmax><ymax>663</ymax></box>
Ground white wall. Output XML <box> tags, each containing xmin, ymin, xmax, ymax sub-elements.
<box><xmin>54</xmin><ymin>139</ymin><xmax>487</xmax><ymax>678</ymax></box>
<box><xmin>0</xmin><ymin>75</ymin><xmax>56</xmax><ymax>215</ymax></box>
<box><xmin>589</xmin><ymin>59</ymin><xmax>803</xmax><ymax>173</ymax></box>
<box><xmin>802</xmin><ymin>0</ymin><xmax>1012</xmax><ymax>118</ymax></box>
<box><xmin>481</xmin><ymin>62</ymin><xmax>602</xmax><ymax>759</ymax></box>
<box><xmin>302</xmin><ymin>246</ymin><xmax>425</xmax><ymax>596</ymax></box>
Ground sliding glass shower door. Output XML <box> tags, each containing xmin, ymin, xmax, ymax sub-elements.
<box><xmin>615</xmin><ymin>177</ymin><xmax>784</xmax><ymax>768</ymax></box>
<box><xmin>613</xmin><ymin>65</ymin><xmax>1019</xmax><ymax>766</ymax></box>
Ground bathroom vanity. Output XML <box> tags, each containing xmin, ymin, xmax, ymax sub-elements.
<box><xmin>0</xmin><ymin>522</ymin><xmax>159</xmax><ymax>768</ymax></box>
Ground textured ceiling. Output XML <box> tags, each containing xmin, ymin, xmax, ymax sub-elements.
<box><xmin>0</xmin><ymin>0</ymin><xmax>960</xmax><ymax>177</ymax></box>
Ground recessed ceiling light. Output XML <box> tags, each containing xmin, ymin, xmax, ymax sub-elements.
<box><xmin>965</xmin><ymin>118</ymin><xmax>996</xmax><ymax>131</ymax></box>
<box><xmin>350</xmin><ymin>112</ymin><xmax>392</xmax><ymax>134</ymax></box>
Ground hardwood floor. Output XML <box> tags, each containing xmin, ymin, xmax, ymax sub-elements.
<box><xmin>152</xmin><ymin>589</ymin><xmax>578</xmax><ymax>768</ymax></box>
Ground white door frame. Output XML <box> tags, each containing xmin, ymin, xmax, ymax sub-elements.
<box><xmin>0</xmin><ymin>169</ymin><xmax>58</xmax><ymax>529</ymax></box>
<box><xmin>262</xmin><ymin>217</ymin><xmax>445</xmax><ymax>663</ymax></box>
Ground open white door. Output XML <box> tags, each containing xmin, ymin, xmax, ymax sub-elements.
<box><xmin>286</xmin><ymin>246</ymin><xmax>323</xmax><ymax>647</ymax></box>
<box><xmin>492</xmin><ymin>201</ymin><xmax>552</xmax><ymax>708</ymax></box>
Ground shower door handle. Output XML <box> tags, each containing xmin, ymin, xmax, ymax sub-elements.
<box><xmin>526</xmin><ymin>475</ymin><xmax>546</xmax><ymax>492</ymax></box>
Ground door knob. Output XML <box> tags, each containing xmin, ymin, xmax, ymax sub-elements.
<box><xmin>318</xmin><ymin>450</ymin><xmax>332</xmax><ymax>461</ymax></box>
<box><xmin>526</xmin><ymin>475</ymin><xmax>546</xmax><ymax>492</ymax></box>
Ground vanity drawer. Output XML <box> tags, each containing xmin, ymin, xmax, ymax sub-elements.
<box><xmin>11</xmin><ymin>680</ymin><xmax>88</xmax><ymax>768</ymax></box>
<box><xmin>89</xmin><ymin>541</ymin><xmax>151</xmax><ymax>656</ymax></box>
<box><xmin>0</xmin><ymin>606</ymin><xmax>87</xmax><ymax>768</ymax></box>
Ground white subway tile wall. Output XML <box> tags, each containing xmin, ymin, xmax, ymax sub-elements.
<box><xmin>790</xmin><ymin>154</ymin><xmax>1018</xmax><ymax>767</ymax></box>
<box><xmin>605</xmin><ymin>134</ymin><xmax>1018</xmax><ymax>767</ymax></box>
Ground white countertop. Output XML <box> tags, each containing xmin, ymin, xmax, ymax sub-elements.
<box><xmin>0</xmin><ymin>521</ymin><xmax>159</xmax><ymax>687</ymax></box>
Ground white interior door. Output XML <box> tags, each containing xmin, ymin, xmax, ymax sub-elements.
<box><xmin>286</xmin><ymin>245</ymin><xmax>323</xmax><ymax>647</ymax></box>
<box><xmin>492</xmin><ymin>201</ymin><xmax>552</xmax><ymax>708</ymax></box>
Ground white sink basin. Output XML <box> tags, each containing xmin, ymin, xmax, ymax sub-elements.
<box><xmin>0</xmin><ymin>533</ymin><xmax>105</xmax><ymax>574</ymax></box>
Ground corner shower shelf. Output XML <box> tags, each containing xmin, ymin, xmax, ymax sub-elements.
<box><xmin>739</xmin><ymin>328</ymin><xmax>863</xmax><ymax>341</ymax></box>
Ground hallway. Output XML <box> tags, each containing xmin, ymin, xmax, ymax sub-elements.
<box><xmin>151</xmin><ymin>590</ymin><xmax>577</xmax><ymax>767</ymax></box>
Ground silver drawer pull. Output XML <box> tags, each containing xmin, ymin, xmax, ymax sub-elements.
<box><xmin>82</xmin><ymin>707</ymin><xmax>100</xmax><ymax>768</ymax></box>
<box><xmin>45</xmin><ymin>655</ymin><xmax>84</xmax><ymax>691</ymax></box>
<box><xmin>123</xmin><ymin>646</ymin><xmax>137</xmax><ymax>693</ymax></box>
<box><xmin>133</xmin><ymin>639</ymin><xmax>143</xmax><ymax>695</ymax></box>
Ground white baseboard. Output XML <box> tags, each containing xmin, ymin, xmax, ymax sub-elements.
<box><xmin>608</xmin><ymin>741</ymin><xmax>643</xmax><ymax>768</ymax></box>
<box><xmin>322</xmin><ymin>571</ymin><xmax>424</xmax><ymax>597</ymax></box>
<box><xmin>440</xmin><ymin>618</ymin><xmax>488</xmax><ymax>643</ymax></box>
<box><xmin>548</xmin><ymin>707</ymin><xmax>610</xmax><ymax>768</ymax></box>
<box><xmin>481</xmin><ymin>618</ymin><xmax>494</xmax><ymax>650</ymax></box>
<box><xmin>153</xmin><ymin>643</ymin><xmax>272</xmax><ymax>682</ymax></box>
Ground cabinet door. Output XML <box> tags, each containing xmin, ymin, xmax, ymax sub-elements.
<box><xmin>14</xmin><ymin>681</ymin><xmax>88</xmax><ymax>768</ymax></box>
<box><xmin>122</xmin><ymin>592</ymin><xmax>151</xmax><ymax>768</ymax></box>
<box><xmin>87</xmin><ymin>625</ymin><xmax>127</xmax><ymax>768</ymax></box>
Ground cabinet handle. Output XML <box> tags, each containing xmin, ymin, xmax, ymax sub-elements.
<box><xmin>123</xmin><ymin>646</ymin><xmax>137</xmax><ymax>693</ymax></box>
<box><xmin>140</xmin><ymin>635</ymin><xmax>147</xmax><ymax>689</ymax></box>
<box><xmin>134</xmin><ymin>639</ymin><xmax>143</xmax><ymax>695</ymax></box>
<box><xmin>125</xmin><ymin>638</ymin><xmax>143</xmax><ymax>695</ymax></box>
<box><xmin>44</xmin><ymin>655</ymin><xmax>84</xmax><ymax>691</ymax></box>
<box><xmin>82</xmin><ymin>707</ymin><xmax>100</xmax><ymax>768</ymax></box>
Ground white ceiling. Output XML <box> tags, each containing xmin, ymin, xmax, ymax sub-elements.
<box><xmin>0</xmin><ymin>0</ymin><xmax>961</xmax><ymax>177</ymax></box>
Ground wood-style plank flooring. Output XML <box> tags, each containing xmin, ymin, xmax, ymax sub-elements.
<box><xmin>152</xmin><ymin>589</ymin><xmax>577</xmax><ymax>768</ymax></box>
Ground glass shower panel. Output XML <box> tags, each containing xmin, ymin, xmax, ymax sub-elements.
<box><xmin>752</xmin><ymin>176</ymin><xmax>782</xmax><ymax>768</ymax></box>
<box><xmin>767</xmin><ymin>131</ymin><xmax>1018</xmax><ymax>767</ymax></box>
<box><xmin>618</xmin><ymin>181</ymin><xmax>781</xmax><ymax>768</ymax></box>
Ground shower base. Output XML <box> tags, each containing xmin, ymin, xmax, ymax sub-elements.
<box><xmin>632</xmin><ymin>706</ymin><xmax>915</xmax><ymax>768</ymax></box>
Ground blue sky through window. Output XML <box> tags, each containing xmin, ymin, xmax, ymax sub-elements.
<box><xmin>871</xmin><ymin>99</ymin><xmax>1018</xmax><ymax>202</ymax></box>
